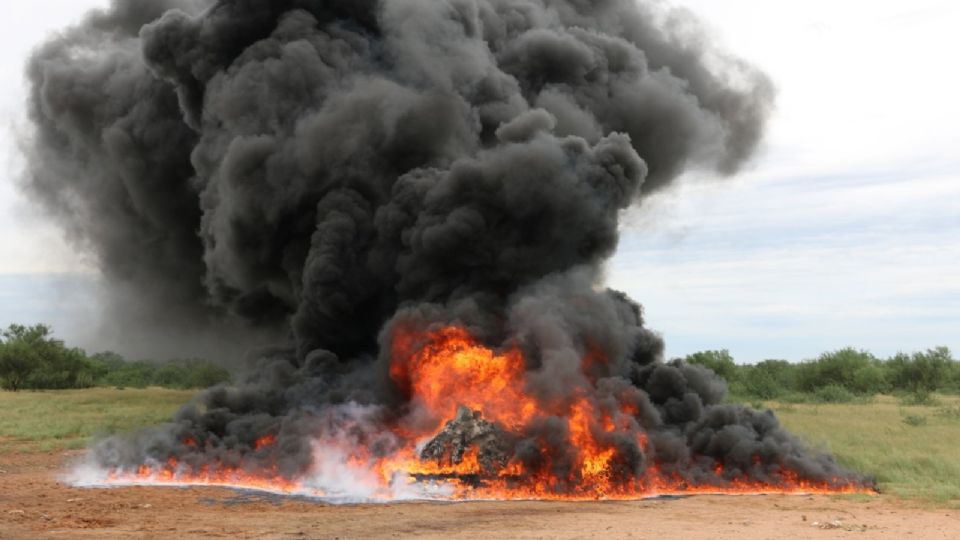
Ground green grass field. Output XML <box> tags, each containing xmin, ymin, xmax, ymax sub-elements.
<box><xmin>1</xmin><ymin>389</ymin><xmax>958</xmax><ymax>505</ymax></box>
<box><xmin>0</xmin><ymin>388</ymin><xmax>194</xmax><ymax>452</ymax></box>
<box><xmin>768</xmin><ymin>395</ymin><xmax>960</xmax><ymax>506</ymax></box>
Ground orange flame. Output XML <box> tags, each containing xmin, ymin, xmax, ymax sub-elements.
<box><xmin>114</xmin><ymin>455</ymin><xmax>302</xmax><ymax>495</ymax></box>
<box><xmin>389</xmin><ymin>326</ymin><xmax>538</xmax><ymax>431</ymax></box>
<box><xmin>254</xmin><ymin>434</ymin><xmax>277</xmax><ymax>450</ymax></box>
<box><xmin>106</xmin><ymin>325</ymin><xmax>874</xmax><ymax>500</ymax></box>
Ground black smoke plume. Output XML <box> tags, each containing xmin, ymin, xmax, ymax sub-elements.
<box><xmin>25</xmin><ymin>0</ymin><xmax>868</xmax><ymax>494</ymax></box>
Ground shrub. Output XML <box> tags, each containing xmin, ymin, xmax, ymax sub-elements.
<box><xmin>100</xmin><ymin>360</ymin><xmax>157</xmax><ymax>389</ymax></box>
<box><xmin>180</xmin><ymin>360</ymin><xmax>231</xmax><ymax>388</ymax></box>
<box><xmin>92</xmin><ymin>356</ymin><xmax>231</xmax><ymax>390</ymax></box>
<box><xmin>0</xmin><ymin>341</ymin><xmax>38</xmax><ymax>391</ymax></box>
<box><xmin>685</xmin><ymin>350</ymin><xmax>739</xmax><ymax>384</ymax></box>
<box><xmin>738</xmin><ymin>360</ymin><xmax>797</xmax><ymax>399</ymax></box>
<box><xmin>795</xmin><ymin>348</ymin><xmax>883</xmax><ymax>395</ymax></box>
<box><xmin>887</xmin><ymin>348</ymin><xmax>953</xmax><ymax>395</ymax></box>
<box><xmin>87</xmin><ymin>351</ymin><xmax>127</xmax><ymax>382</ymax></box>
<box><xmin>0</xmin><ymin>324</ymin><xmax>93</xmax><ymax>390</ymax></box>
<box><xmin>152</xmin><ymin>358</ymin><xmax>231</xmax><ymax>389</ymax></box>
<box><xmin>949</xmin><ymin>363</ymin><xmax>960</xmax><ymax>394</ymax></box>
<box><xmin>812</xmin><ymin>384</ymin><xmax>856</xmax><ymax>403</ymax></box>
<box><xmin>1</xmin><ymin>323</ymin><xmax>238</xmax><ymax>392</ymax></box>
<box><xmin>902</xmin><ymin>414</ymin><xmax>928</xmax><ymax>427</ymax></box>
<box><xmin>899</xmin><ymin>389</ymin><xmax>937</xmax><ymax>406</ymax></box>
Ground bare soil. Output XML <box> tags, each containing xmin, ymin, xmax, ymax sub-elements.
<box><xmin>1</xmin><ymin>451</ymin><xmax>957</xmax><ymax>539</ymax></box>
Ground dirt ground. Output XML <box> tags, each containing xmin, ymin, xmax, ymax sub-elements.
<box><xmin>1</xmin><ymin>451</ymin><xmax>957</xmax><ymax>540</ymax></box>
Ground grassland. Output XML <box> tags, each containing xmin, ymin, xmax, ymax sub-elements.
<box><xmin>768</xmin><ymin>394</ymin><xmax>960</xmax><ymax>506</ymax></box>
<box><xmin>0</xmin><ymin>389</ymin><xmax>958</xmax><ymax>506</ymax></box>
<box><xmin>0</xmin><ymin>387</ymin><xmax>194</xmax><ymax>453</ymax></box>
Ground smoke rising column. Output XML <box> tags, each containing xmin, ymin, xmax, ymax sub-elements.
<box><xmin>28</xmin><ymin>0</ymin><xmax>870</xmax><ymax>498</ymax></box>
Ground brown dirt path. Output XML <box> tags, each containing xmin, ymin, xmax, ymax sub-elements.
<box><xmin>1</xmin><ymin>451</ymin><xmax>958</xmax><ymax>539</ymax></box>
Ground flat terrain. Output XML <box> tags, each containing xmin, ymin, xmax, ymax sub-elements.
<box><xmin>1</xmin><ymin>451</ymin><xmax>957</xmax><ymax>540</ymax></box>
<box><xmin>0</xmin><ymin>388</ymin><xmax>195</xmax><ymax>453</ymax></box>
<box><xmin>1</xmin><ymin>389</ymin><xmax>959</xmax><ymax>539</ymax></box>
<box><xmin>768</xmin><ymin>395</ymin><xmax>960</xmax><ymax>503</ymax></box>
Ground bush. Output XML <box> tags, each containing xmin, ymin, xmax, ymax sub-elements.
<box><xmin>92</xmin><ymin>357</ymin><xmax>231</xmax><ymax>389</ymax></box>
<box><xmin>0</xmin><ymin>324</ymin><xmax>93</xmax><ymax>391</ymax></box>
<box><xmin>685</xmin><ymin>350</ymin><xmax>739</xmax><ymax>384</ymax></box>
<box><xmin>949</xmin><ymin>363</ymin><xmax>960</xmax><ymax>394</ymax></box>
<box><xmin>812</xmin><ymin>384</ymin><xmax>856</xmax><ymax>403</ymax></box>
<box><xmin>87</xmin><ymin>351</ymin><xmax>126</xmax><ymax>381</ymax></box>
<box><xmin>100</xmin><ymin>360</ymin><xmax>157</xmax><ymax>389</ymax></box>
<box><xmin>851</xmin><ymin>363</ymin><xmax>889</xmax><ymax>394</ymax></box>
<box><xmin>737</xmin><ymin>360</ymin><xmax>796</xmax><ymax>399</ymax></box>
<box><xmin>900</xmin><ymin>390</ymin><xmax>939</xmax><ymax>406</ymax></box>
<box><xmin>153</xmin><ymin>362</ymin><xmax>190</xmax><ymax>389</ymax></box>
<box><xmin>26</xmin><ymin>346</ymin><xmax>92</xmax><ymax>390</ymax></box>
<box><xmin>0</xmin><ymin>340</ymin><xmax>38</xmax><ymax>391</ymax></box>
<box><xmin>887</xmin><ymin>348</ymin><xmax>953</xmax><ymax>396</ymax></box>
<box><xmin>0</xmin><ymin>323</ymin><xmax>232</xmax><ymax>391</ymax></box>
<box><xmin>183</xmin><ymin>361</ymin><xmax>231</xmax><ymax>388</ymax></box>
<box><xmin>152</xmin><ymin>359</ymin><xmax>231</xmax><ymax>389</ymax></box>
<box><xmin>902</xmin><ymin>414</ymin><xmax>928</xmax><ymax>427</ymax></box>
<box><xmin>795</xmin><ymin>348</ymin><xmax>883</xmax><ymax>395</ymax></box>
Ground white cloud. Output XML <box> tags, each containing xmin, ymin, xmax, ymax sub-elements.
<box><xmin>605</xmin><ymin>0</ymin><xmax>960</xmax><ymax>361</ymax></box>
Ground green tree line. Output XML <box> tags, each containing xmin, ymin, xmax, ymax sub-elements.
<box><xmin>0</xmin><ymin>324</ymin><xmax>231</xmax><ymax>391</ymax></box>
<box><xmin>4</xmin><ymin>322</ymin><xmax>955</xmax><ymax>401</ymax></box>
<box><xmin>686</xmin><ymin>346</ymin><xmax>960</xmax><ymax>403</ymax></box>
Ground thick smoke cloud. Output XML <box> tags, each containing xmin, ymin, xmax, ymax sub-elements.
<box><xmin>23</xmin><ymin>0</ymin><xmax>861</xmax><ymax>493</ymax></box>
<box><xmin>26</xmin><ymin>0</ymin><xmax>772</xmax><ymax>357</ymax></box>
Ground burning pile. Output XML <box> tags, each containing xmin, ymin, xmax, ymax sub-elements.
<box><xmin>85</xmin><ymin>324</ymin><xmax>873</xmax><ymax>500</ymax></box>
<box><xmin>27</xmin><ymin>0</ymin><xmax>873</xmax><ymax>500</ymax></box>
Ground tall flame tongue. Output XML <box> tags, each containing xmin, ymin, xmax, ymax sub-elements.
<box><xmin>105</xmin><ymin>326</ymin><xmax>874</xmax><ymax>500</ymax></box>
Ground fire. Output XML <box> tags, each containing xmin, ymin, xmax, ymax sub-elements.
<box><xmin>100</xmin><ymin>325</ymin><xmax>875</xmax><ymax>501</ymax></box>
<box><xmin>389</xmin><ymin>326</ymin><xmax>538</xmax><ymax>430</ymax></box>
<box><xmin>111</xmin><ymin>456</ymin><xmax>301</xmax><ymax>495</ymax></box>
<box><xmin>254</xmin><ymin>434</ymin><xmax>277</xmax><ymax>450</ymax></box>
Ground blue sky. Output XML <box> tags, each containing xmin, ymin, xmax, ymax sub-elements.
<box><xmin>1</xmin><ymin>0</ymin><xmax>958</xmax><ymax>362</ymax></box>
